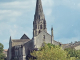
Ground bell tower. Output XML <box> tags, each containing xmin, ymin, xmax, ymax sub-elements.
<box><xmin>33</xmin><ymin>0</ymin><xmax>47</xmax><ymax>37</ymax></box>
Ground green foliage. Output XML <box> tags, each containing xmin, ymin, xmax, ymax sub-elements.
<box><xmin>65</xmin><ymin>48</ymin><xmax>80</xmax><ymax>59</ymax></box>
<box><xmin>0</xmin><ymin>43</ymin><xmax>4</xmax><ymax>53</ymax></box>
<box><xmin>29</xmin><ymin>43</ymin><xmax>80</xmax><ymax>60</ymax></box>
<box><xmin>29</xmin><ymin>43</ymin><xmax>72</xmax><ymax>60</ymax></box>
<box><xmin>0</xmin><ymin>43</ymin><xmax>5</xmax><ymax>60</ymax></box>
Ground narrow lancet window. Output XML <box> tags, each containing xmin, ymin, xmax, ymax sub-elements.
<box><xmin>40</xmin><ymin>25</ymin><xmax>42</xmax><ymax>29</ymax></box>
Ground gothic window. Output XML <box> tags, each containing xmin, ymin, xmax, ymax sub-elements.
<box><xmin>16</xmin><ymin>50</ymin><xmax>18</xmax><ymax>56</ymax></box>
<box><xmin>19</xmin><ymin>48</ymin><xmax>21</xmax><ymax>56</ymax></box>
<box><xmin>39</xmin><ymin>15</ymin><xmax>40</xmax><ymax>19</ymax></box>
<box><xmin>35</xmin><ymin>25</ymin><xmax>37</xmax><ymax>29</ymax></box>
<box><xmin>39</xmin><ymin>30</ymin><xmax>40</xmax><ymax>33</ymax></box>
<box><xmin>43</xmin><ymin>35</ymin><xmax>45</xmax><ymax>41</ymax></box>
<box><xmin>38</xmin><ymin>25</ymin><xmax>39</xmax><ymax>29</ymax></box>
<box><xmin>40</xmin><ymin>25</ymin><xmax>42</xmax><ymax>29</ymax></box>
<box><xmin>15</xmin><ymin>50</ymin><xmax>16</xmax><ymax>56</ymax></box>
<box><xmin>43</xmin><ymin>35</ymin><xmax>45</xmax><ymax>39</ymax></box>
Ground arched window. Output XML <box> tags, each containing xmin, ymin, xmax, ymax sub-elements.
<box><xmin>40</xmin><ymin>25</ymin><xmax>42</xmax><ymax>29</ymax></box>
<box><xmin>39</xmin><ymin>15</ymin><xmax>40</xmax><ymax>19</ymax></box>
<box><xmin>39</xmin><ymin>30</ymin><xmax>40</xmax><ymax>33</ymax></box>
<box><xmin>43</xmin><ymin>35</ymin><xmax>45</xmax><ymax>41</ymax></box>
<box><xmin>35</xmin><ymin>25</ymin><xmax>37</xmax><ymax>29</ymax></box>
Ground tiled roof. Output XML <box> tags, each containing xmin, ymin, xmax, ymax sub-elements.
<box><xmin>3</xmin><ymin>49</ymin><xmax>8</xmax><ymax>57</ymax></box>
<box><xmin>3</xmin><ymin>49</ymin><xmax>8</xmax><ymax>52</ymax></box>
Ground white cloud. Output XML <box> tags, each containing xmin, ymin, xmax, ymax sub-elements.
<box><xmin>0</xmin><ymin>0</ymin><xmax>35</xmax><ymax>9</ymax></box>
<box><xmin>0</xmin><ymin>10</ymin><xmax>22</xmax><ymax>16</ymax></box>
<box><xmin>0</xmin><ymin>10</ymin><xmax>22</xmax><ymax>22</ymax></box>
<box><xmin>0</xmin><ymin>0</ymin><xmax>54</xmax><ymax>21</ymax></box>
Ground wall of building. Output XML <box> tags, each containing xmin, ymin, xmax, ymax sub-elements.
<box><xmin>34</xmin><ymin>31</ymin><xmax>52</xmax><ymax>48</ymax></box>
<box><xmin>24</xmin><ymin>40</ymin><xmax>34</xmax><ymax>55</ymax></box>
<box><xmin>74</xmin><ymin>45</ymin><xmax>80</xmax><ymax>50</ymax></box>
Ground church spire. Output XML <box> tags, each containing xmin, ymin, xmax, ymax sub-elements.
<box><xmin>33</xmin><ymin>0</ymin><xmax>47</xmax><ymax>37</ymax></box>
<box><xmin>35</xmin><ymin>0</ymin><xmax>43</xmax><ymax>15</ymax></box>
<box><xmin>34</xmin><ymin>0</ymin><xmax>45</xmax><ymax>20</ymax></box>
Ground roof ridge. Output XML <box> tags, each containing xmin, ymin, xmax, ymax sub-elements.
<box><xmin>20</xmin><ymin>34</ymin><xmax>30</xmax><ymax>39</ymax></box>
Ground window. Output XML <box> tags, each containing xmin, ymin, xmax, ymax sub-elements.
<box><xmin>39</xmin><ymin>30</ymin><xmax>40</xmax><ymax>33</ymax></box>
<box><xmin>35</xmin><ymin>25</ymin><xmax>37</xmax><ymax>29</ymax></box>
<box><xmin>39</xmin><ymin>15</ymin><xmax>40</xmax><ymax>19</ymax></box>
<box><xmin>43</xmin><ymin>35</ymin><xmax>45</xmax><ymax>41</ymax></box>
<box><xmin>40</xmin><ymin>25</ymin><xmax>42</xmax><ymax>29</ymax></box>
<box><xmin>15</xmin><ymin>50</ymin><xmax>16</xmax><ymax>56</ymax></box>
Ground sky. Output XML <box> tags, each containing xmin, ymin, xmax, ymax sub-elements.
<box><xmin>0</xmin><ymin>0</ymin><xmax>80</xmax><ymax>49</ymax></box>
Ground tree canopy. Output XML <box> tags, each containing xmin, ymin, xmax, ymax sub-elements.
<box><xmin>0</xmin><ymin>43</ymin><xmax>5</xmax><ymax>60</ymax></box>
<box><xmin>29</xmin><ymin>43</ymin><xmax>78</xmax><ymax>60</ymax></box>
<box><xmin>65</xmin><ymin>48</ymin><xmax>80</xmax><ymax>59</ymax></box>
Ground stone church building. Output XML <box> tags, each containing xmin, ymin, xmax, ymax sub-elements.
<box><xmin>7</xmin><ymin>0</ymin><xmax>60</xmax><ymax>60</ymax></box>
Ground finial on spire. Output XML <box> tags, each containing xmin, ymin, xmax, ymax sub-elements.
<box><xmin>51</xmin><ymin>26</ymin><xmax>54</xmax><ymax>44</ymax></box>
<box><xmin>51</xmin><ymin>26</ymin><xmax>53</xmax><ymax>30</ymax></box>
<box><xmin>10</xmin><ymin>36</ymin><xmax>11</xmax><ymax>40</ymax></box>
<box><xmin>9</xmin><ymin>36</ymin><xmax>12</xmax><ymax>43</ymax></box>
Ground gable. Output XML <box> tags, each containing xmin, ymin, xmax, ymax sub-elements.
<box><xmin>38</xmin><ymin>30</ymin><xmax>51</xmax><ymax>37</ymax></box>
<box><xmin>20</xmin><ymin>34</ymin><xmax>30</xmax><ymax>39</ymax></box>
<box><xmin>34</xmin><ymin>30</ymin><xmax>52</xmax><ymax>48</ymax></box>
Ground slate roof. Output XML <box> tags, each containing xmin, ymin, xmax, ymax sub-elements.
<box><xmin>11</xmin><ymin>34</ymin><xmax>30</xmax><ymax>47</ymax></box>
<box><xmin>12</xmin><ymin>39</ymin><xmax>30</xmax><ymax>47</ymax></box>
<box><xmin>20</xmin><ymin>34</ymin><xmax>30</xmax><ymax>39</ymax></box>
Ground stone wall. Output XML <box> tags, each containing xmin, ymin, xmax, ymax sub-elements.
<box><xmin>34</xmin><ymin>30</ymin><xmax>52</xmax><ymax>48</ymax></box>
<box><xmin>74</xmin><ymin>45</ymin><xmax>80</xmax><ymax>50</ymax></box>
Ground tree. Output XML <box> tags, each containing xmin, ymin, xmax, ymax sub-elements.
<box><xmin>0</xmin><ymin>43</ymin><xmax>5</xmax><ymax>60</ymax></box>
<box><xmin>29</xmin><ymin>43</ymin><xmax>75</xmax><ymax>60</ymax></box>
<box><xmin>65</xmin><ymin>48</ymin><xmax>80</xmax><ymax>59</ymax></box>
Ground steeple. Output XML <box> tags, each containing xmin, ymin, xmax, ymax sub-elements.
<box><xmin>33</xmin><ymin>0</ymin><xmax>47</xmax><ymax>37</ymax></box>
<box><xmin>35</xmin><ymin>0</ymin><xmax>44</xmax><ymax>19</ymax></box>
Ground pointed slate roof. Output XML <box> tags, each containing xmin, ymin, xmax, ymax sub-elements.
<box><xmin>20</xmin><ymin>34</ymin><xmax>30</xmax><ymax>39</ymax></box>
<box><xmin>34</xmin><ymin>0</ymin><xmax>45</xmax><ymax>20</ymax></box>
<box><xmin>35</xmin><ymin>0</ymin><xmax>43</xmax><ymax>14</ymax></box>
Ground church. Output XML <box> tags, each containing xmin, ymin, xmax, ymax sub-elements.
<box><xmin>7</xmin><ymin>0</ymin><xmax>60</xmax><ymax>60</ymax></box>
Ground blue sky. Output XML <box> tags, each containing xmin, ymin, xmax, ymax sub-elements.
<box><xmin>0</xmin><ymin>0</ymin><xmax>80</xmax><ymax>49</ymax></box>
